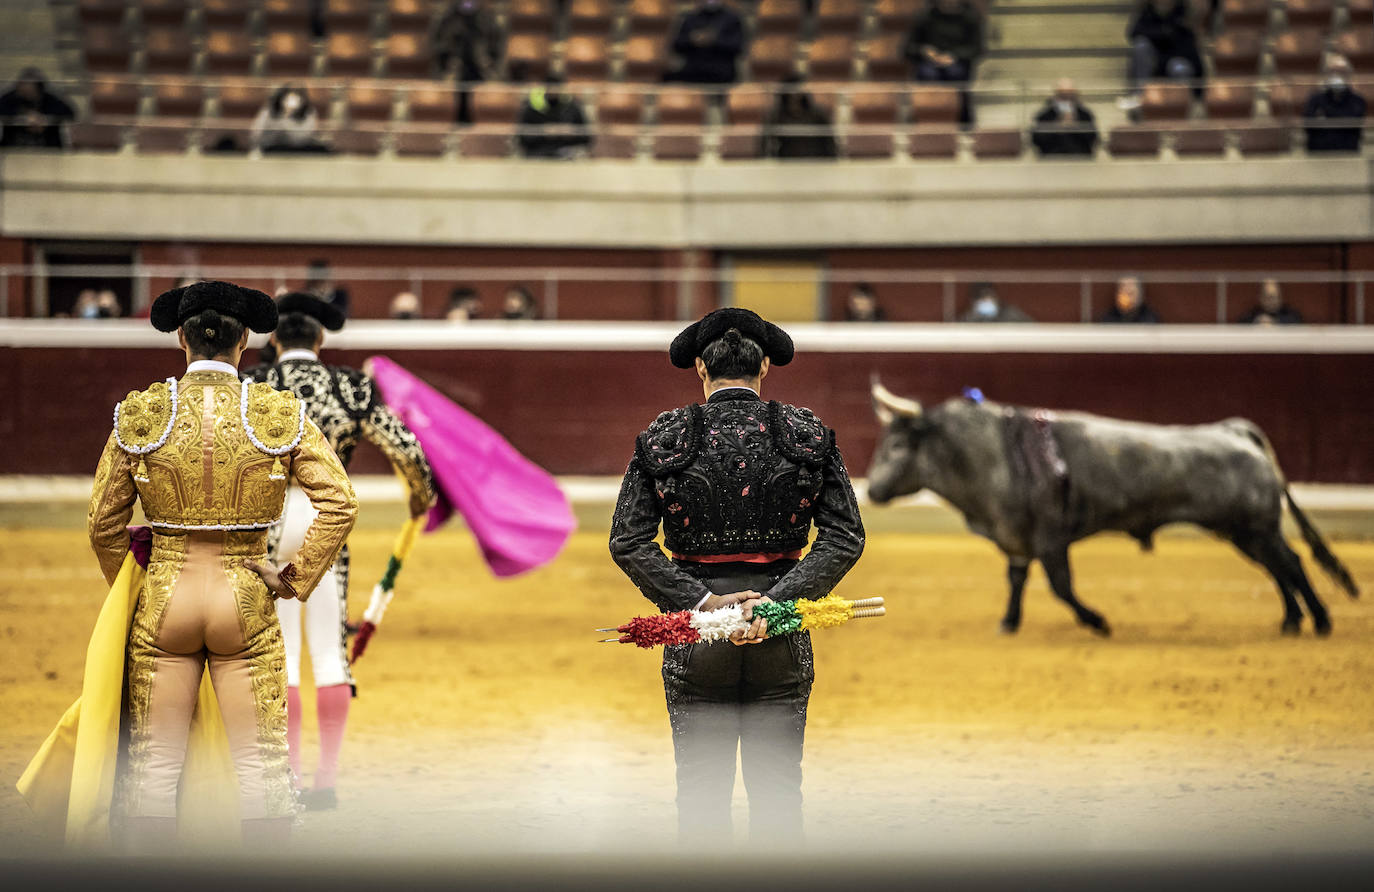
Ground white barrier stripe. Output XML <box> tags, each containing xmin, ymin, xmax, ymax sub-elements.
<box><xmin>2</xmin><ymin>320</ymin><xmax>1373</xmax><ymax>353</ymax></box>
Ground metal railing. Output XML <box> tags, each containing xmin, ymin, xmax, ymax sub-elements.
<box><xmin>2</xmin><ymin>263</ymin><xmax>1369</xmax><ymax>323</ymax></box>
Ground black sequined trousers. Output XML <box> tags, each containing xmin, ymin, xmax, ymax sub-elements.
<box><xmin>662</xmin><ymin>565</ymin><xmax>814</xmax><ymax>845</ymax></box>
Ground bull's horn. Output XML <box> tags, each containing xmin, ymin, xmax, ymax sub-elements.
<box><xmin>870</xmin><ymin>376</ymin><xmax>923</xmax><ymax>423</ymax></box>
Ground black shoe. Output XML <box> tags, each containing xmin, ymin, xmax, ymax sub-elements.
<box><xmin>302</xmin><ymin>788</ymin><xmax>337</xmax><ymax>811</ymax></box>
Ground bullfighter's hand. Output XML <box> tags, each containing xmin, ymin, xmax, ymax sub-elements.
<box><xmin>243</xmin><ymin>559</ymin><xmax>294</xmax><ymax>599</ymax></box>
<box><xmin>732</xmin><ymin>596</ymin><xmax>772</xmax><ymax>645</ymax></box>
<box><xmin>699</xmin><ymin>592</ymin><xmax>747</xmax><ymax>612</ymax></box>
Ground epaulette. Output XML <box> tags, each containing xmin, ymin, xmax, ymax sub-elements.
<box><xmin>769</xmin><ymin>401</ymin><xmax>834</xmax><ymax>468</ymax></box>
<box><xmin>634</xmin><ymin>404</ymin><xmax>704</xmax><ymax>478</ymax></box>
<box><xmin>241</xmin><ymin>379</ymin><xmax>306</xmax><ymax>480</ymax></box>
<box><xmin>114</xmin><ymin>378</ymin><xmax>179</xmax><ymax>481</ymax></box>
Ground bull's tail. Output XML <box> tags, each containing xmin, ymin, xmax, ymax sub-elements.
<box><xmin>1234</xmin><ymin>419</ymin><xmax>1360</xmax><ymax>599</ymax></box>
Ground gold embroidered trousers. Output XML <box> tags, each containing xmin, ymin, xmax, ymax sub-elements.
<box><xmin>121</xmin><ymin>530</ymin><xmax>295</xmax><ymax>820</ymax></box>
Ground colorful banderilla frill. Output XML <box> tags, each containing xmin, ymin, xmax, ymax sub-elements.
<box><xmin>599</xmin><ymin>594</ymin><xmax>886</xmax><ymax>648</ymax></box>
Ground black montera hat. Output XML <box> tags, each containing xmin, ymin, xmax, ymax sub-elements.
<box><xmin>276</xmin><ymin>291</ymin><xmax>346</xmax><ymax>331</ymax></box>
<box><xmin>669</xmin><ymin>307</ymin><xmax>795</xmax><ymax>370</ymax></box>
<box><xmin>150</xmin><ymin>280</ymin><xmax>278</xmax><ymax>333</ymax></box>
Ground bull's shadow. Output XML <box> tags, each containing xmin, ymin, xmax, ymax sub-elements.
<box><xmin>865</xmin><ymin>381</ymin><xmax>1360</xmax><ymax>638</ymax></box>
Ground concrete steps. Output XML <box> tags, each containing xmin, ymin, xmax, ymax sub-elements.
<box><xmin>0</xmin><ymin>0</ymin><xmax>64</xmax><ymax>82</ymax></box>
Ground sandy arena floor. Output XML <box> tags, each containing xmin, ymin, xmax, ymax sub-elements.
<box><xmin>2</xmin><ymin>525</ymin><xmax>1373</xmax><ymax>859</ymax></box>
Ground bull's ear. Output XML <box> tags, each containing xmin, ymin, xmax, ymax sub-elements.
<box><xmin>871</xmin><ymin>375</ymin><xmax>923</xmax><ymax>425</ymax></box>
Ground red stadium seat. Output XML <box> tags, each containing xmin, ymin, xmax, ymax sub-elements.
<box><xmin>394</xmin><ymin>128</ymin><xmax>451</xmax><ymax>158</ymax></box>
<box><xmin>89</xmin><ymin>79</ymin><xmax>141</xmax><ymax>116</ymax></box>
<box><xmin>78</xmin><ymin>0</ymin><xmax>128</xmax><ymax>27</ymax></box>
<box><xmin>1140</xmin><ymin>81</ymin><xmax>1192</xmax><ymax>120</ymax></box>
<box><xmin>568</xmin><ymin>0</ymin><xmax>617</xmax><ymax>34</ymax></box>
<box><xmin>807</xmin><ymin>36</ymin><xmax>857</xmax><ymax>80</ymax></box>
<box><xmin>1349</xmin><ymin>0</ymin><xmax>1374</xmax><ymax>28</ymax></box>
<box><xmin>907</xmin><ymin>127</ymin><xmax>958</xmax><ymax>159</ymax></box>
<box><xmin>1235</xmin><ymin>123</ymin><xmax>1293</xmax><ymax>154</ymax></box>
<box><xmin>216</xmin><ymin>80</ymin><xmax>272</xmax><ymax>120</ymax></box>
<box><xmin>70</xmin><ymin>122</ymin><xmax>127</xmax><ymax>151</ymax></box>
<box><xmin>1205</xmin><ymin>79</ymin><xmax>1257</xmax><ymax>118</ymax></box>
<box><xmin>327</xmin><ymin>32</ymin><xmax>375</xmax><ymax>76</ymax></box>
<box><xmin>328</xmin><ymin>125</ymin><xmax>385</xmax><ymax>156</ymax></box>
<box><xmin>720</xmin><ymin>88</ymin><xmax>771</xmax><ymax>159</ymax></box>
<box><xmin>1283</xmin><ymin>0</ymin><xmax>1334</xmax><ymax>29</ymax></box>
<box><xmin>748</xmin><ymin>34</ymin><xmax>798</xmax><ymax>81</ymax></box>
<box><xmin>1172</xmin><ymin>124</ymin><xmax>1228</xmax><ymax>155</ymax></box>
<box><xmin>654</xmin><ymin>88</ymin><xmax>707</xmax><ymax>160</ymax></box>
<box><xmin>134</xmin><ymin>123</ymin><xmax>193</xmax><ymax>153</ymax></box>
<box><xmin>143</xmin><ymin>27</ymin><xmax>194</xmax><ymax>74</ymax></box>
<box><xmin>874</xmin><ymin>0</ymin><xmax>922</xmax><ymax>29</ymax></box>
<box><xmin>911</xmin><ymin>86</ymin><xmax>959</xmax><ymax>124</ymax></box>
<box><xmin>1272</xmin><ymin>28</ymin><xmax>1328</xmax><ymax>74</ymax></box>
<box><xmin>505</xmin><ymin>33</ymin><xmax>552</xmax><ymax>80</ymax></box>
<box><xmin>325</xmin><ymin>0</ymin><xmax>376</xmax><ymax>33</ymax></box>
<box><xmin>623</xmin><ymin>34</ymin><xmax>665</xmax><ymax>81</ymax></box>
<box><xmin>846</xmin><ymin>89</ymin><xmax>897</xmax><ymax>158</ymax></box>
<box><xmin>815</xmin><ymin>0</ymin><xmax>864</xmax><ymax>33</ymax></box>
<box><xmin>387</xmin><ymin>0</ymin><xmax>434</xmax><ymax>34</ymax></box>
<box><xmin>407</xmin><ymin>86</ymin><xmax>457</xmax><ymax>123</ymax></box>
<box><xmin>627</xmin><ymin>0</ymin><xmax>675</xmax><ymax>34</ymax></box>
<box><xmin>386</xmin><ymin>32</ymin><xmax>432</xmax><ymax>78</ymax></box>
<box><xmin>563</xmin><ymin>35</ymin><xmax>612</xmax><ymax>81</ymax></box>
<box><xmin>202</xmin><ymin>0</ymin><xmax>252</xmax><ymax>28</ymax></box>
<box><xmin>138</xmin><ymin>0</ymin><xmax>190</xmax><ymax>27</ymax></box>
<box><xmin>593</xmin><ymin>87</ymin><xmax>645</xmax><ymax>159</ymax></box>
<box><xmin>152</xmin><ymin>79</ymin><xmax>205</xmax><ymax>117</ymax></box>
<box><xmin>1220</xmin><ymin>0</ymin><xmax>1270</xmax><ymax>28</ymax></box>
<box><xmin>865</xmin><ymin>33</ymin><xmax>908</xmax><ymax>81</ymax></box>
<box><xmin>263</xmin><ymin>0</ymin><xmax>314</xmax><ymax>30</ymax></box>
<box><xmin>754</xmin><ymin>0</ymin><xmax>805</xmax><ymax>35</ymax></box>
<box><xmin>507</xmin><ymin>0</ymin><xmax>556</xmax><ymax>32</ymax></box>
<box><xmin>204</xmin><ymin>30</ymin><xmax>256</xmax><ymax>75</ymax></box>
<box><xmin>265</xmin><ymin>31</ymin><xmax>316</xmax><ymax>75</ymax></box>
<box><xmin>1210</xmin><ymin>29</ymin><xmax>1264</xmax><ymax>75</ymax></box>
<box><xmin>458</xmin><ymin>127</ymin><xmax>514</xmax><ymax>158</ymax></box>
<box><xmin>471</xmin><ymin>84</ymin><xmax>521</xmax><ymax>125</ymax></box>
<box><xmin>1332</xmin><ymin>29</ymin><xmax>1374</xmax><ymax>72</ymax></box>
<box><xmin>972</xmin><ymin>128</ymin><xmax>1022</xmax><ymax>159</ymax></box>
<box><xmin>1265</xmin><ymin>79</ymin><xmax>1310</xmax><ymax>117</ymax></box>
<box><xmin>83</xmin><ymin>26</ymin><xmax>134</xmax><ymax>72</ymax></box>
<box><xmin>1107</xmin><ymin>125</ymin><xmax>1162</xmax><ymax>156</ymax></box>
<box><xmin>347</xmin><ymin>83</ymin><xmax>396</xmax><ymax>122</ymax></box>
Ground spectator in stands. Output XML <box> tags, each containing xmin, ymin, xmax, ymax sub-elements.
<box><xmin>501</xmin><ymin>285</ymin><xmax>538</xmax><ymax>320</ymax></box>
<box><xmin>446</xmin><ymin>287</ymin><xmax>483</xmax><ymax>321</ymax></box>
<box><xmin>0</xmin><ymin>68</ymin><xmax>74</xmax><ymax>150</ymax></box>
<box><xmin>845</xmin><ymin>283</ymin><xmax>887</xmax><ymax>322</ymax></box>
<box><xmin>1304</xmin><ymin>55</ymin><xmax>1366</xmax><ymax>154</ymax></box>
<box><xmin>432</xmin><ymin>0</ymin><xmax>505</xmax><ymax>125</ymax></box>
<box><xmin>73</xmin><ymin>288</ymin><xmax>100</xmax><ymax>319</ymax></box>
<box><xmin>959</xmin><ymin>283</ymin><xmax>1033</xmax><ymax>322</ymax></box>
<box><xmin>304</xmin><ymin>259</ymin><xmax>351</xmax><ymax>317</ymax></box>
<box><xmin>904</xmin><ymin>0</ymin><xmax>984</xmax><ymax>85</ymax></box>
<box><xmin>1238</xmin><ymin>279</ymin><xmax>1303</xmax><ymax>325</ymax></box>
<box><xmin>390</xmin><ymin>292</ymin><xmax>423</xmax><ymax>320</ymax></box>
<box><xmin>1099</xmin><ymin>276</ymin><xmax>1161</xmax><ymax>323</ymax></box>
<box><xmin>1031</xmin><ymin>79</ymin><xmax>1099</xmax><ymax>157</ymax></box>
<box><xmin>251</xmin><ymin>85</ymin><xmax>328</xmax><ymax>154</ymax></box>
<box><xmin>1123</xmin><ymin>0</ymin><xmax>1204</xmax><ymax>107</ymax></box>
<box><xmin>96</xmin><ymin>288</ymin><xmax>123</xmax><ymax>318</ymax></box>
<box><xmin>517</xmin><ymin>77</ymin><xmax>592</xmax><ymax>160</ymax></box>
<box><xmin>762</xmin><ymin>77</ymin><xmax>837</xmax><ymax>159</ymax></box>
<box><xmin>664</xmin><ymin>0</ymin><xmax>746</xmax><ymax>85</ymax></box>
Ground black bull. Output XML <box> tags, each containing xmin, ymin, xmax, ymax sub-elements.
<box><xmin>865</xmin><ymin>383</ymin><xmax>1360</xmax><ymax>637</ymax></box>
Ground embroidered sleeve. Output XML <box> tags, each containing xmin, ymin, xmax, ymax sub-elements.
<box><xmin>765</xmin><ymin>443</ymin><xmax>865</xmax><ymax>602</ymax></box>
<box><xmin>362</xmin><ymin>398</ymin><xmax>436</xmax><ymax>519</ymax></box>
<box><xmin>609</xmin><ymin>455</ymin><xmax>713</xmax><ymax>613</ymax></box>
<box><xmin>285</xmin><ymin>419</ymin><xmax>359</xmax><ymax>602</ymax></box>
<box><xmin>88</xmin><ymin>430</ymin><xmax>139</xmax><ymax>585</ymax></box>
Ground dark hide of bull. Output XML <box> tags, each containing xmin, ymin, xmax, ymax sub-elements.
<box><xmin>867</xmin><ymin>395</ymin><xmax>1360</xmax><ymax>637</ymax></box>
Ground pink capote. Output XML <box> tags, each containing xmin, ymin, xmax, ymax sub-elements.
<box><xmin>366</xmin><ymin>355</ymin><xmax>575</xmax><ymax>577</ymax></box>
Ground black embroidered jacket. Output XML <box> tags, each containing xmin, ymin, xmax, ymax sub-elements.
<box><xmin>248</xmin><ymin>358</ymin><xmax>436</xmax><ymax>518</ymax></box>
<box><xmin>610</xmin><ymin>388</ymin><xmax>865</xmax><ymax>612</ymax></box>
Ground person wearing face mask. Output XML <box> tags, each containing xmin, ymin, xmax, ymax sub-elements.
<box><xmin>1098</xmin><ymin>275</ymin><xmax>1161</xmax><ymax>324</ymax></box>
<box><xmin>958</xmin><ymin>283</ymin><xmax>1033</xmax><ymax>323</ymax></box>
<box><xmin>664</xmin><ymin>0</ymin><xmax>746</xmax><ymax>85</ymax></box>
<box><xmin>389</xmin><ymin>292</ymin><xmax>422</xmax><ymax>320</ymax></box>
<box><xmin>1031</xmin><ymin>78</ymin><xmax>1099</xmax><ymax>157</ymax></box>
<box><xmin>251</xmin><ymin>85</ymin><xmax>327</xmax><ymax>153</ymax></box>
<box><xmin>1304</xmin><ymin>55</ymin><xmax>1366</xmax><ymax>154</ymax></box>
<box><xmin>1238</xmin><ymin>278</ymin><xmax>1303</xmax><ymax>325</ymax></box>
<box><xmin>432</xmin><ymin>0</ymin><xmax>505</xmax><ymax>124</ymax></box>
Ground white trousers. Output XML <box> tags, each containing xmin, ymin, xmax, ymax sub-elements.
<box><xmin>274</xmin><ymin>486</ymin><xmax>352</xmax><ymax>688</ymax></box>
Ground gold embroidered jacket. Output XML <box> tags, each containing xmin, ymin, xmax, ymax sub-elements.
<box><xmin>88</xmin><ymin>369</ymin><xmax>358</xmax><ymax>601</ymax></box>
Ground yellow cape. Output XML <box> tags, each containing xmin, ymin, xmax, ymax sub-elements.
<box><xmin>16</xmin><ymin>553</ymin><xmax>240</xmax><ymax>848</ymax></box>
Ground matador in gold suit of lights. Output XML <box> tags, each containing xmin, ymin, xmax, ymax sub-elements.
<box><xmin>85</xmin><ymin>284</ymin><xmax>357</xmax><ymax>838</ymax></box>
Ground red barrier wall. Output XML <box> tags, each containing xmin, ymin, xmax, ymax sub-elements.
<box><xmin>4</xmin><ymin>346</ymin><xmax>1371</xmax><ymax>483</ymax></box>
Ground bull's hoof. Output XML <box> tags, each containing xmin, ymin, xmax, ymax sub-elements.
<box><xmin>1079</xmin><ymin>613</ymin><xmax>1111</xmax><ymax>637</ymax></box>
<box><xmin>999</xmin><ymin>619</ymin><xmax>1020</xmax><ymax>635</ymax></box>
<box><xmin>1280</xmin><ymin>619</ymin><xmax>1302</xmax><ymax>637</ymax></box>
<box><xmin>1314</xmin><ymin>617</ymin><xmax>1333</xmax><ymax>638</ymax></box>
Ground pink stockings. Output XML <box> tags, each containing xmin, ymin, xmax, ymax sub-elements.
<box><xmin>286</xmin><ymin>683</ymin><xmax>351</xmax><ymax>791</ymax></box>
